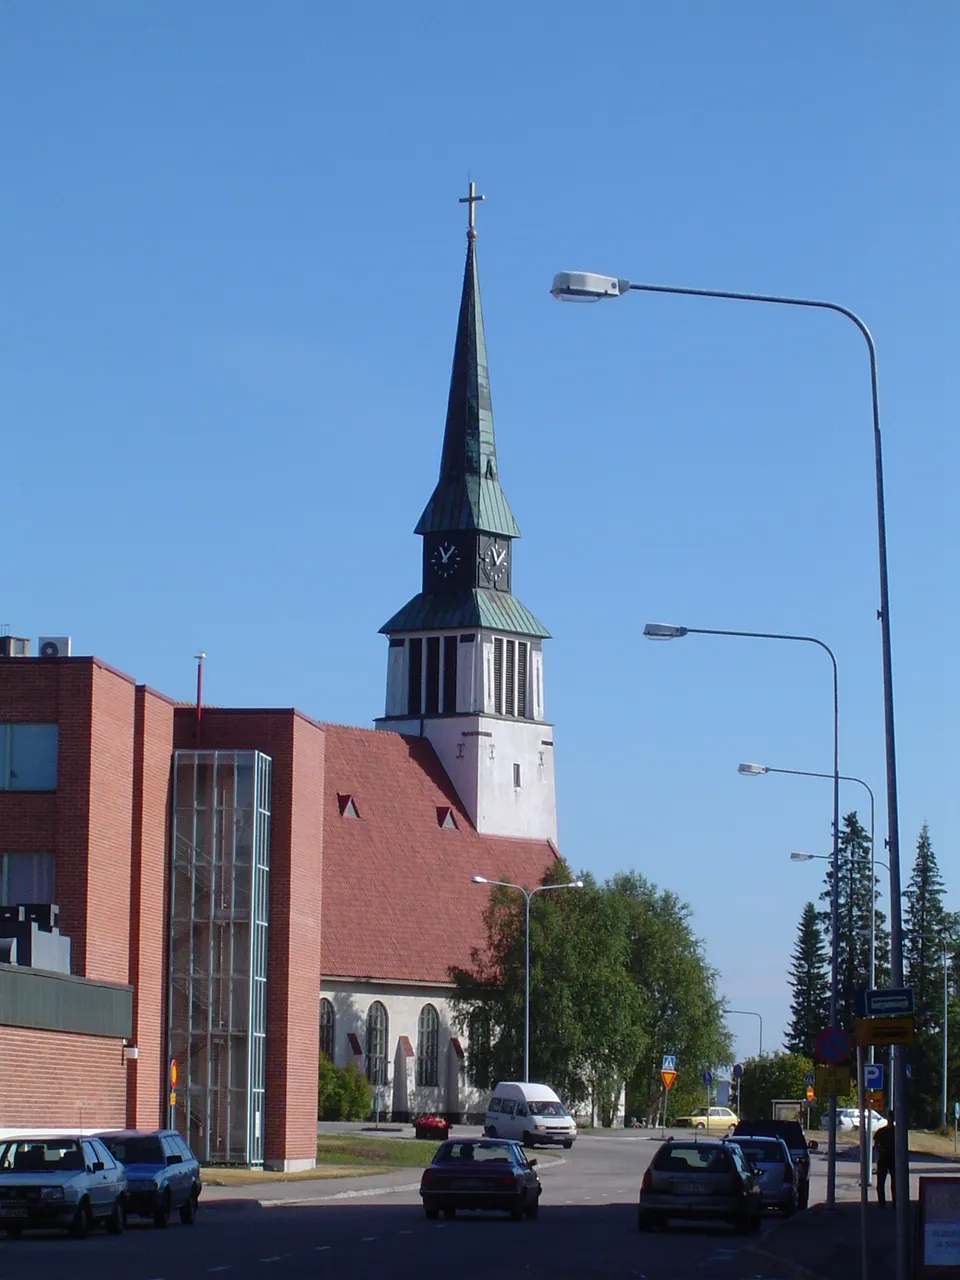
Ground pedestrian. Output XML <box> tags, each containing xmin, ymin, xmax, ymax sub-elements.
<box><xmin>874</xmin><ymin>1112</ymin><xmax>896</xmax><ymax>1206</ymax></box>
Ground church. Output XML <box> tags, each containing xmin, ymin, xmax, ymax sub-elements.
<box><xmin>0</xmin><ymin>191</ymin><xmax>559</xmax><ymax>1167</ymax></box>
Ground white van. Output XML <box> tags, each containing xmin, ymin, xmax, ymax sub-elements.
<box><xmin>483</xmin><ymin>1082</ymin><xmax>577</xmax><ymax>1149</ymax></box>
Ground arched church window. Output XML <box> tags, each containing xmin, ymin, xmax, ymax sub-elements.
<box><xmin>366</xmin><ymin>1001</ymin><xmax>389</xmax><ymax>1087</ymax></box>
<box><xmin>416</xmin><ymin>1004</ymin><xmax>440</xmax><ymax>1087</ymax></box>
<box><xmin>319</xmin><ymin>998</ymin><xmax>335</xmax><ymax>1061</ymax></box>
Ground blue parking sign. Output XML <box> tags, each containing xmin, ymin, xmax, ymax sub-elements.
<box><xmin>864</xmin><ymin>1062</ymin><xmax>884</xmax><ymax>1091</ymax></box>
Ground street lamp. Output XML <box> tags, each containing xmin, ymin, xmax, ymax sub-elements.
<box><xmin>552</xmin><ymin>267</ymin><xmax>906</xmax><ymax>1269</ymax></box>
<box><xmin>471</xmin><ymin>875</ymin><xmax>584</xmax><ymax>1082</ymax></box>
<box><xmin>642</xmin><ymin>620</ymin><xmax>842</xmax><ymax>1203</ymax></box>
<box><xmin>728</xmin><ymin>1009</ymin><xmax>763</xmax><ymax>1058</ymax></box>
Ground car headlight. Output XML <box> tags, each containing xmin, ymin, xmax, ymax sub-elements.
<box><xmin>41</xmin><ymin>1187</ymin><xmax>65</xmax><ymax>1201</ymax></box>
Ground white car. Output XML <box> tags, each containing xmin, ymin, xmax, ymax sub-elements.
<box><xmin>820</xmin><ymin>1107</ymin><xmax>887</xmax><ymax>1131</ymax></box>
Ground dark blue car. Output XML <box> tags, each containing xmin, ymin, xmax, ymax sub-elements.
<box><xmin>95</xmin><ymin>1130</ymin><xmax>201</xmax><ymax>1227</ymax></box>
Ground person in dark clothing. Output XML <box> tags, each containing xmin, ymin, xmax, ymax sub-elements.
<box><xmin>874</xmin><ymin>1113</ymin><xmax>896</xmax><ymax>1205</ymax></box>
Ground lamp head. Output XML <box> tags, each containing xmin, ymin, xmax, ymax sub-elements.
<box><xmin>574</xmin><ymin>880</ymin><xmax>584</xmax><ymax>888</ymax></box>
<box><xmin>738</xmin><ymin>762</ymin><xmax>768</xmax><ymax>776</ymax></box>
<box><xmin>550</xmin><ymin>271</ymin><xmax>628</xmax><ymax>303</ymax></box>
<box><xmin>643</xmin><ymin>622</ymin><xmax>688</xmax><ymax>640</ymax></box>
<box><xmin>471</xmin><ymin>875</ymin><xmax>488</xmax><ymax>885</ymax></box>
<box><xmin>790</xmin><ymin>852</ymin><xmax>816</xmax><ymax>862</ymax></box>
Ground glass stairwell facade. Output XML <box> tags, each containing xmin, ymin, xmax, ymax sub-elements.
<box><xmin>168</xmin><ymin>750</ymin><xmax>271</xmax><ymax>1165</ymax></box>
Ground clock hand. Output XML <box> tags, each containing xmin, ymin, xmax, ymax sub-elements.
<box><xmin>493</xmin><ymin>547</ymin><xmax>506</xmax><ymax>566</ymax></box>
<box><xmin>439</xmin><ymin>546</ymin><xmax>452</xmax><ymax>563</ymax></box>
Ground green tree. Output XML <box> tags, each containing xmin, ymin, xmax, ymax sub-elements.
<box><xmin>785</xmin><ymin>902</ymin><xmax>830</xmax><ymax>1056</ymax></box>
<box><xmin>904</xmin><ymin>823</ymin><xmax>949</xmax><ymax>1127</ymax></box>
<box><xmin>318</xmin><ymin>1054</ymin><xmax>371</xmax><ymax>1121</ymax></box>
<box><xmin>738</xmin><ymin>1052</ymin><xmax>814</xmax><ymax>1123</ymax></box>
<box><xmin>819</xmin><ymin>811</ymin><xmax>888</xmax><ymax>1031</ymax></box>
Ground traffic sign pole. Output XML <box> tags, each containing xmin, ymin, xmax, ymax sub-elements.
<box><xmin>858</xmin><ymin>1046</ymin><xmax>869</xmax><ymax>1280</ymax></box>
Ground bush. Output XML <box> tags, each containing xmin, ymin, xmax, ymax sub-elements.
<box><xmin>318</xmin><ymin>1054</ymin><xmax>372</xmax><ymax>1121</ymax></box>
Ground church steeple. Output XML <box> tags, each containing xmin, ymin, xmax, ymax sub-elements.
<box><xmin>415</xmin><ymin>194</ymin><xmax>520</xmax><ymax>540</ymax></box>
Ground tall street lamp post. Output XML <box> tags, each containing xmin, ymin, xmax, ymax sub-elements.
<box><xmin>471</xmin><ymin>876</ymin><xmax>583</xmax><ymax>1083</ymax></box>
<box><xmin>643</xmin><ymin>621</ymin><xmax>841</xmax><ymax>1203</ymax></box>
<box><xmin>728</xmin><ymin>1009</ymin><xmax>763</xmax><ymax>1058</ymax></box>
<box><xmin>944</xmin><ymin>940</ymin><xmax>950</xmax><ymax>1134</ymax></box>
<box><xmin>551</xmin><ymin>269</ymin><xmax>907</xmax><ymax>1276</ymax></box>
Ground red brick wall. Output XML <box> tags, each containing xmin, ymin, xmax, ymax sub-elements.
<box><xmin>173</xmin><ymin>709</ymin><xmax>325</xmax><ymax>1166</ymax></box>
<box><xmin>128</xmin><ymin>686</ymin><xmax>174</xmax><ymax>1129</ymax></box>
<box><xmin>0</xmin><ymin>1026</ymin><xmax>127</xmax><ymax>1129</ymax></box>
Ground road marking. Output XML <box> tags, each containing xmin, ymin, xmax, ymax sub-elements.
<box><xmin>314</xmin><ymin>1245</ymin><xmax>330</xmax><ymax>1251</ymax></box>
<box><xmin>207</xmin><ymin>1269</ymin><xmax>232</xmax><ymax>1274</ymax></box>
<box><xmin>259</xmin><ymin>1257</ymin><xmax>286</xmax><ymax>1264</ymax></box>
<box><xmin>260</xmin><ymin>1181</ymin><xmax>421</xmax><ymax>1206</ymax></box>
<box><xmin>361</xmin><ymin>1236</ymin><xmax>378</xmax><ymax>1242</ymax></box>
<box><xmin>399</xmin><ymin>1229</ymin><xmax>413</xmax><ymax>1234</ymax></box>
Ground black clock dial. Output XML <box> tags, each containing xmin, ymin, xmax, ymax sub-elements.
<box><xmin>480</xmin><ymin>537</ymin><xmax>509</xmax><ymax>585</ymax></box>
<box><xmin>431</xmin><ymin>540</ymin><xmax>462</xmax><ymax>580</ymax></box>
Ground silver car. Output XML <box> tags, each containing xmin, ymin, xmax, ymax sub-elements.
<box><xmin>726</xmin><ymin>1135</ymin><xmax>797</xmax><ymax>1213</ymax></box>
<box><xmin>0</xmin><ymin>1135</ymin><xmax>127</xmax><ymax>1238</ymax></box>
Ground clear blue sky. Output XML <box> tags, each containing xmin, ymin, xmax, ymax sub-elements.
<box><xmin>3</xmin><ymin>2</ymin><xmax>956</xmax><ymax>1066</ymax></box>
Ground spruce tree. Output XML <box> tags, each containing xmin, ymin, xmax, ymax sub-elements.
<box><xmin>819</xmin><ymin>811</ymin><xmax>886</xmax><ymax>1032</ymax></box>
<box><xmin>904</xmin><ymin>823</ymin><xmax>948</xmax><ymax>1127</ymax></box>
<box><xmin>785</xmin><ymin>902</ymin><xmax>830</xmax><ymax>1055</ymax></box>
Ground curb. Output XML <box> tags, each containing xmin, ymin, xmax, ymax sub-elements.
<box><xmin>738</xmin><ymin>1246</ymin><xmax>829</xmax><ymax>1280</ymax></box>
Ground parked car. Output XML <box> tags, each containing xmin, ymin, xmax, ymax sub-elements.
<box><xmin>483</xmin><ymin>1082</ymin><xmax>577</xmax><ymax>1148</ymax></box>
<box><xmin>819</xmin><ymin>1107</ymin><xmax>887</xmax><ymax>1131</ymax></box>
<box><xmin>95</xmin><ymin>1130</ymin><xmax>201</xmax><ymax>1227</ymax></box>
<box><xmin>419</xmin><ymin>1138</ymin><xmax>541</xmax><ymax>1220</ymax></box>
<box><xmin>673</xmin><ymin>1106</ymin><xmax>739</xmax><ymax>1133</ymax></box>
<box><xmin>732</xmin><ymin>1119</ymin><xmax>815</xmax><ymax>1210</ymax></box>
<box><xmin>724</xmin><ymin>1134</ymin><xmax>797</xmax><ymax>1214</ymax></box>
<box><xmin>638</xmin><ymin>1138</ymin><xmax>762</xmax><ymax>1233</ymax></box>
<box><xmin>0</xmin><ymin>1135</ymin><xmax>126</xmax><ymax>1238</ymax></box>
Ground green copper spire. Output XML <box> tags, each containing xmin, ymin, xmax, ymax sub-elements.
<box><xmin>414</xmin><ymin>215</ymin><xmax>521</xmax><ymax>539</ymax></box>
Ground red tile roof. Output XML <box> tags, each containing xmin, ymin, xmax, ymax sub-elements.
<box><xmin>319</xmin><ymin>724</ymin><xmax>557</xmax><ymax>985</ymax></box>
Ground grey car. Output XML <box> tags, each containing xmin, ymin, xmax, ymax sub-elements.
<box><xmin>725</xmin><ymin>1135</ymin><xmax>798</xmax><ymax>1213</ymax></box>
<box><xmin>0</xmin><ymin>1135</ymin><xmax>127</xmax><ymax>1238</ymax></box>
<box><xmin>638</xmin><ymin>1138</ymin><xmax>762</xmax><ymax>1233</ymax></box>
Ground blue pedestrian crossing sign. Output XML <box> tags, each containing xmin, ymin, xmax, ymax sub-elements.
<box><xmin>702</xmin><ymin>1069</ymin><xmax>713</xmax><ymax>1086</ymax></box>
<box><xmin>864</xmin><ymin>1063</ymin><xmax>884</xmax><ymax>1090</ymax></box>
<box><xmin>803</xmin><ymin>1071</ymin><xmax>815</xmax><ymax>1086</ymax></box>
<box><xmin>661</xmin><ymin>1054</ymin><xmax>677</xmax><ymax>1072</ymax></box>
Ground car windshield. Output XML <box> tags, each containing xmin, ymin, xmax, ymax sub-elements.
<box><xmin>653</xmin><ymin>1145</ymin><xmax>732</xmax><ymax>1173</ymax></box>
<box><xmin>735</xmin><ymin>1141</ymin><xmax>785</xmax><ymax>1163</ymax></box>
<box><xmin>436</xmin><ymin>1142</ymin><xmax>516</xmax><ymax>1165</ymax></box>
<box><xmin>99</xmin><ymin>1136</ymin><xmax>164</xmax><ymax>1165</ymax></box>
<box><xmin>0</xmin><ymin>1140</ymin><xmax>84</xmax><ymax>1173</ymax></box>
<box><xmin>528</xmin><ymin>1101</ymin><xmax>566</xmax><ymax>1117</ymax></box>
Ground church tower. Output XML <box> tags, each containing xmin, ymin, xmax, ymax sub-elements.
<box><xmin>376</xmin><ymin>188</ymin><xmax>557</xmax><ymax>844</ymax></box>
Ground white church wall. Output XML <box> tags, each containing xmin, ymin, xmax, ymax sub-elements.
<box><xmin>474</xmin><ymin>716</ymin><xmax>557</xmax><ymax>843</ymax></box>
<box><xmin>320</xmin><ymin>980</ymin><xmax>490</xmax><ymax>1121</ymax></box>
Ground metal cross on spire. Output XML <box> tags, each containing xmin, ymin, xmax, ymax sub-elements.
<box><xmin>459</xmin><ymin>180</ymin><xmax>485</xmax><ymax>239</ymax></box>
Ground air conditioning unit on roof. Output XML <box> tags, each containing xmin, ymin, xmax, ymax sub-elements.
<box><xmin>0</xmin><ymin>636</ymin><xmax>30</xmax><ymax>658</ymax></box>
<box><xmin>38</xmin><ymin>636</ymin><xmax>71</xmax><ymax>658</ymax></box>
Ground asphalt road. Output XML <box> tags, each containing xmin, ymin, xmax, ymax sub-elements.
<box><xmin>0</xmin><ymin>1130</ymin><xmax>847</xmax><ymax>1280</ymax></box>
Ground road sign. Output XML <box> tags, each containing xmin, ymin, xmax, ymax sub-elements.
<box><xmin>803</xmin><ymin>1071</ymin><xmax>815</xmax><ymax>1086</ymax></box>
<box><xmin>815</xmin><ymin>1025</ymin><xmax>852</xmax><ymax>1065</ymax></box>
<box><xmin>806</xmin><ymin>1086</ymin><xmax>815</xmax><ymax>1101</ymax></box>
<box><xmin>170</xmin><ymin>1059</ymin><xmax>178</xmax><ymax>1088</ymax></box>
<box><xmin>661</xmin><ymin>1054</ymin><xmax>677</xmax><ymax>1072</ymax></box>
<box><xmin>866</xmin><ymin>1089</ymin><xmax>885</xmax><ymax>1110</ymax></box>
<box><xmin>955</xmin><ymin>1101</ymin><xmax>959</xmax><ymax>1122</ymax></box>
<box><xmin>855</xmin><ymin>987</ymin><xmax>915</xmax><ymax>1017</ymax></box>
<box><xmin>855</xmin><ymin>1016</ymin><xmax>915</xmax><ymax>1047</ymax></box>
<box><xmin>660</xmin><ymin>1069</ymin><xmax>677</xmax><ymax>1090</ymax></box>
<box><xmin>815</xmin><ymin>1064</ymin><xmax>851</xmax><ymax>1097</ymax></box>
<box><xmin>864</xmin><ymin>1062</ymin><xmax>885</xmax><ymax>1090</ymax></box>
<box><xmin>701</xmin><ymin>1069</ymin><xmax>713</xmax><ymax>1086</ymax></box>
<box><xmin>732</xmin><ymin>1063</ymin><xmax>743</xmax><ymax>1080</ymax></box>
<box><xmin>169</xmin><ymin>1090</ymin><xmax>176</xmax><ymax>1107</ymax></box>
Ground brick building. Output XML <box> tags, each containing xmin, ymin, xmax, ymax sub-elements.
<box><xmin>0</xmin><ymin>205</ymin><xmax>559</xmax><ymax>1168</ymax></box>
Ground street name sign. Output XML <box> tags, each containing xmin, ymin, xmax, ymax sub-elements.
<box><xmin>660</xmin><ymin>1069</ymin><xmax>677</xmax><ymax>1090</ymax></box>
<box><xmin>815</xmin><ymin>1064</ymin><xmax>851</xmax><ymax>1097</ymax></box>
<box><xmin>855</xmin><ymin>1016</ymin><xmax>915</xmax><ymax>1047</ymax></box>
<box><xmin>864</xmin><ymin>988</ymin><xmax>914</xmax><ymax>1017</ymax></box>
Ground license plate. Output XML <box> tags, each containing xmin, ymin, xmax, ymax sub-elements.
<box><xmin>676</xmin><ymin>1182</ymin><xmax>708</xmax><ymax>1194</ymax></box>
<box><xmin>3</xmin><ymin>1207</ymin><xmax>27</xmax><ymax>1217</ymax></box>
<box><xmin>454</xmin><ymin>1179</ymin><xmax>488</xmax><ymax>1190</ymax></box>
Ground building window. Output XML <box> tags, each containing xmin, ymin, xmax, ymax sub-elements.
<box><xmin>442</xmin><ymin>636</ymin><xmax>458</xmax><ymax>712</ymax></box>
<box><xmin>366</xmin><ymin>1001</ymin><xmax>389</xmax><ymax>1087</ymax></box>
<box><xmin>517</xmin><ymin>642</ymin><xmax>528</xmax><ymax>717</ymax></box>
<box><xmin>416</xmin><ymin>1004</ymin><xmax>440</xmax><ymax>1087</ymax></box>
<box><xmin>513</xmin><ymin>763</ymin><xmax>522</xmax><ymax>789</ymax></box>
<box><xmin>0</xmin><ymin>853</ymin><xmax>55</xmax><ymax>905</ymax></box>
<box><xmin>505</xmin><ymin>641</ymin><xmax>516</xmax><ymax>716</ymax></box>
<box><xmin>407</xmin><ymin>640</ymin><xmax>423</xmax><ymax>716</ymax></box>
<box><xmin>425</xmin><ymin>637</ymin><xmax>441</xmax><ymax>714</ymax></box>
<box><xmin>0</xmin><ymin>724</ymin><xmax>58</xmax><ymax>791</ymax></box>
<box><xmin>493</xmin><ymin>638</ymin><xmax>504</xmax><ymax>712</ymax></box>
<box><xmin>319</xmin><ymin>998</ymin><xmax>335</xmax><ymax>1061</ymax></box>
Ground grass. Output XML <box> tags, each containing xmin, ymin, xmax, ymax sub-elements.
<box><xmin>200</xmin><ymin>1134</ymin><xmax>442</xmax><ymax>1185</ymax></box>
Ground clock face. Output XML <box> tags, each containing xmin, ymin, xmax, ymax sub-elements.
<box><xmin>480</xmin><ymin>538</ymin><xmax>509</xmax><ymax>584</ymax></box>
<box><xmin>431</xmin><ymin>540</ymin><xmax>461</xmax><ymax>580</ymax></box>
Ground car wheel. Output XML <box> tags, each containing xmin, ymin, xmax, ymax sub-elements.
<box><xmin>106</xmin><ymin>1196</ymin><xmax>125</xmax><ymax>1235</ymax></box>
<box><xmin>799</xmin><ymin>1185</ymin><xmax>809</xmax><ymax>1211</ymax></box>
<box><xmin>510</xmin><ymin>1191</ymin><xmax>527</xmax><ymax>1221</ymax></box>
<box><xmin>154</xmin><ymin>1190</ymin><xmax>171</xmax><ymax>1229</ymax></box>
<box><xmin>695</xmin><ymin>1122</ymin><xmax>706</xmax><ymax>1130</ymax></box>
<box><xmin>562</xmin><ymin>1139</ymin><xmax>573</xmax><ymax>1149</ymax></box>
<box><xmin>525</xmin><ymin>1190</ymin><xmax>540</xmax><ymax>1219</ymax></box>
<box><xmin>69</xmin><ymin>1200</ymin><xmax>90</xmax><ymax>1239</ymax></box>
<box><xmin>442</xmin><ymin>1206</ymin><xmax>456</xmax><ymax>1219</ymax></box>
<box><xmin>522</xmin><ymin>1131</ymin><xmax>534</xmax><ymax>1148</ymax></box>
<box><xmin>6</xmin><ymin>1224</ymin><xmax>24</xmax><ymax>1239</ymax></box>
<box><xmin>179</xmin><ymin>1191</ymin><xmax>198</xmax><ymax>1225</ymax></box>
<box><xmin>424</xmin><ymin>1207</ymin><xmax>439</xmax><ymax>1220</ymax></box>
<box><xmin>485</xmin><ymin>1126</ymin><xmax>497</xmax><ymax>1139</ymax></box>
<box><xmin>637</xmin><ymin>1208</ymin><xmax>653</xmax><ymax>1232</ymax></box>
